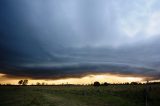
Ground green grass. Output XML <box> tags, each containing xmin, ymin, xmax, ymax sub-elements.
<box><xmin>0</xmin><ymin>85</ymin><xmax>160</xmax><ymax>106</ymax></box>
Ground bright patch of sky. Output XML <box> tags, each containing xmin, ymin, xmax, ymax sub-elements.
<box><xmin>118</xmin><ymin>0</ymin><xmax>160</xmax><ymax>40</ymax></box>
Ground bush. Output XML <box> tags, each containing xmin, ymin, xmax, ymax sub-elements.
<box><xmin>103</xmin><ymin>82</ymin><xmax>109</xmax><ymax>86</ymax></box>
<box><xmin>93</xmin><ymin>81</ymin><xmax>100</xmax><ymax>86</ymax></box>
<box><xmin>130</xmin><ymin>82</ymin><xmax>138</xmax><ymax>85</ymax></box>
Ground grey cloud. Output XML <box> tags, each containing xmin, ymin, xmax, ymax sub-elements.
<box><xmin>0</xmin><ymin>0</ymin><xmax>160</xmax><ymax>80</ymax></box>
<box><xmin>0</xmin><ymin>62</ymin><xmax>158</xmax><ymax>80</ymax></box>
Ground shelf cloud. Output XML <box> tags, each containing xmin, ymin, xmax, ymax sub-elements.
<box><xmin>1</xmin><ymin>0</ymin><xmax>160</xmax><ymax>80</ymax></box>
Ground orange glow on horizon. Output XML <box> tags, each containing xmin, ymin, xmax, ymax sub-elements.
<box><xmin>0</xmin><ymin>73</ymin><xmax>145</xmax><ymax>85</ymax></box>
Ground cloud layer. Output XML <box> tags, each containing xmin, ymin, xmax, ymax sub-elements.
<box><xmin>1</xmin><ymin>0</ymin><xmax>160</xmax><ymax>80</ymax></box>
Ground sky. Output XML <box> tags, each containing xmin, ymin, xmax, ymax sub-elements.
<box><xmin>1</xmin><ymin>0</ymin><xmax>160</xmax><ymax>84</ymax></box>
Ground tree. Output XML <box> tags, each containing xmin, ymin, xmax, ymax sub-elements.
<box><xmin>103</xmin><ymin>82</ymin><xmax>109</xmax><ymax>86</ymax></box>
<box><xmin>18</xmin><ymin>80</ymin><xmax>23</xmax><ymax>85</ymax></box>
<box><xmin>22</xmin><ymin>80</ymin><xmax>28</xmax><ymax>85</ymax></box>
<box><xmin>41</xmin><ymin>82</ymin><xmax>45</xmax><ymax>85</ymax></box>
<box><xmin>124</xmin><ymin>82</ymin><xmax>129</xmax><ymax>85</ymax></box>
<box><xmin>18</xmin><ymin>79</ymin><xmax>28</xmax><ymax>85</ymax></box>
<box><xmin>36</xmin><ymin>82</ymin><xmax>41</xmax><ymax>85</ymax></box>
<box><xmin>93</xmin><ymin>81</ymin><xmax>100</xmax><ymax>86</ymax></box>
<box><xmin>130</xmin><ymin>82</ymin><xmax>138</xmax><ymax>85</ymax></box>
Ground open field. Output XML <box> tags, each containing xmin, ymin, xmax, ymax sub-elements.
<box><xmin>0</xmin><ymin>85</ymin><xmax>160</xmax><ymax>106</ymax></box>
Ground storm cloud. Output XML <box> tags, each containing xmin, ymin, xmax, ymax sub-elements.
<box><xmin>1</xmin><ymin>0</ymin><xmax>160</xmax><ymax>80</ymax></box>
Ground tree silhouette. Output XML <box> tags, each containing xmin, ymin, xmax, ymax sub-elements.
<box><xmin>93</xmin><ymin>81</ymin><xmax>100</xmax><ymax>86</ymax></box>
<box><xmin>22</xmin><ymin>80</ymin><xmax>28</xmax><ymax>85</ymax></box>
<box><xmin>103</xmin><ymin>82</ymin><xmax>109</xmax><ymax>86</ymax></box>
<box><xmin>18</xmin><ymin>80</ymin><xmax>23</xmax><ymax>85</ymax></box>
<box><xmin>18</xmin><ymin>79</ymin><xmax>28</xmax><ymax>85</ymax></box>
<box><xmin>130</xmin><ymin>82</ymin><xmax>138</xmax><ymax>85</ymax></box>
<box><xmin>36</xmin><ymin>82</ymin><xmax>41</xmax><ymax>85</ymax></box>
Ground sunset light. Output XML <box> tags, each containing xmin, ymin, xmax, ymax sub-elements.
<box><xmin>0</xmin><ymin>73</ymin><xmax>144</xmax><ymax>85</ymax></box>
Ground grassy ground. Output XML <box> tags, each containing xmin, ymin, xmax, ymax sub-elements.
<box><xmin>0</xmin><ymin>85</ymin><xmax>160</xmax><ymax>106</ymax></box>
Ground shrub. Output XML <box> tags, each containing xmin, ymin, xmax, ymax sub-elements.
<box><xmin>93</xmin><ymin>81</ymin><xmax>100</xmax><ymax>86</ymax></box>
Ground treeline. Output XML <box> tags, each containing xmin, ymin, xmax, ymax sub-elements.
<box><xmin>92</xmin><ymin>81</ymin><xmax>147</xmax><ymax>86</ymax></box>
<box><xmin>0</xmin><ymin>80</ymin><xmax>160</xmax><ymax>86</ymax></box>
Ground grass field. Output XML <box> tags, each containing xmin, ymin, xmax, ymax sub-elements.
<box><xmin>0</xmin><ymin>85</ymin><xmax>160</xmax><ymax>106</ymax></box>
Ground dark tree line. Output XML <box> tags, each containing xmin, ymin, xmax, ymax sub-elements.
<box><xmin>93</xmin><ymin>81</ymin><xmax>110</xmax><ymax>86</ymax></box>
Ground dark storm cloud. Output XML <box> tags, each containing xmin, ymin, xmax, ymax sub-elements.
<box><xmin>0</xmin><ymin>63</ymin><xmax>158</xmax><ymax>80</ymax></box>
<box><xmin>1</xmin><ymin>0</ymin><xmax>160</xmax><ymax>80</ymax></box>
<box><xmin>0</xmin><ymin>0</ymin><xmax>116</xmax><ymax>63</ymax></box>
